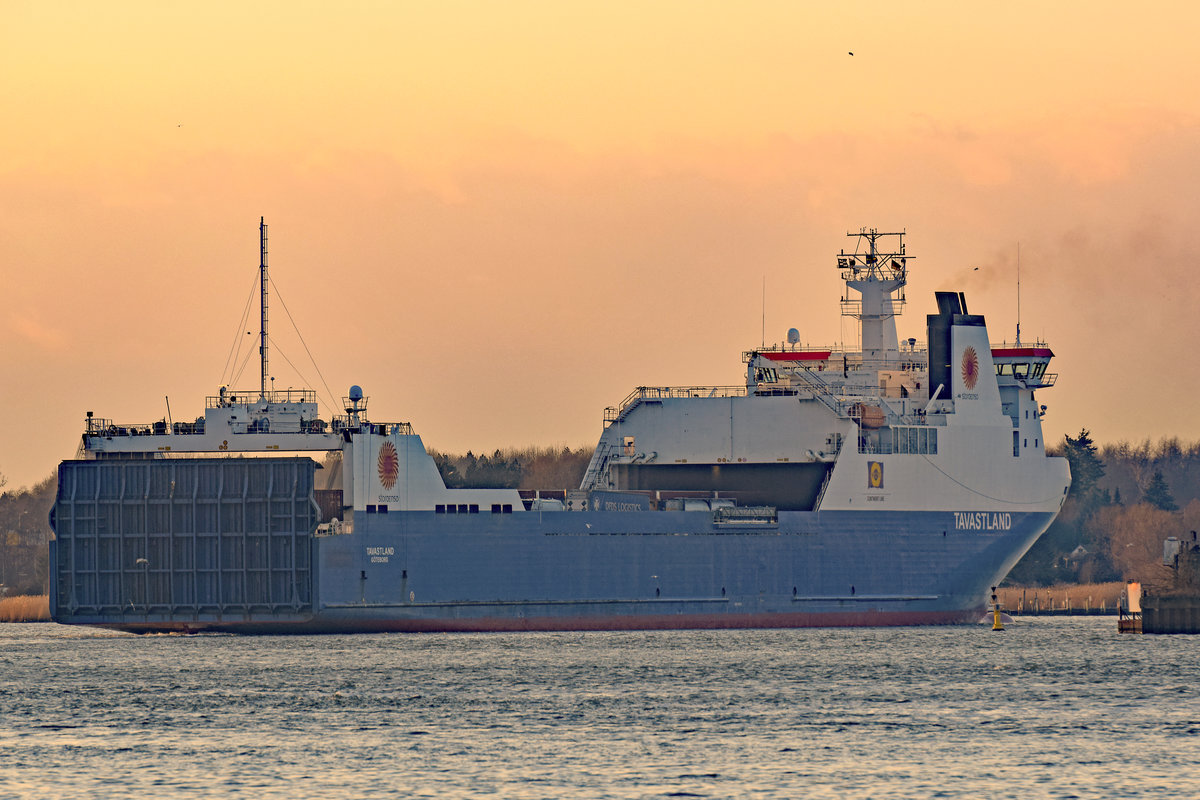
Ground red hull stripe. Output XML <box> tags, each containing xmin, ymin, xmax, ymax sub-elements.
<box><xmin>991</xmin><ymin>347</ymin><xmax>1054</xmax><ymax>358</ymax></box>
<box><xmin>98</xmin><ymin>608</ymin><xmax>982</xmax><ymax>635</ymax></box>
<box><xmin>759</xmin><ymin>351</ymin><xmax>832</xmax><ymax>362</ymax></box>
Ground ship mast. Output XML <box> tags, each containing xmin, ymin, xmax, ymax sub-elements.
<box><xmin>1016</xmin><ymin>241</ymin><xmax>1021</xmax><ymax>346</ymax></box>
<box><xmin>839</xmin><ymin>228</ymin><xmax>909</xmax><ymax>365</ymax></box>
<box><xmin>259</xmin><ymin>217</ymin><xmax>269</xmax><ymax>402</ymax></box>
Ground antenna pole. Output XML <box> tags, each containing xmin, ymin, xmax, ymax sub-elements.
<box><xmin>259</xmin><ymin>217</ymin><xmax>269</xmax><ymax>401</ymax></box>
<box><xmin>761</xmin><ymin>275</ymin><xmax>766</xmax><ymax>347</ymax></box>
<box><xmin>1016</xmin><ymin>241</ymin><xmax>1021</xmax><ymax>346</ymax></box>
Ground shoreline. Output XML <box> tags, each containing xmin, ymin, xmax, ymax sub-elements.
<box><xmin>0</xmin><ymin>595</ymin><xmax>50</xmax><ymax>623</ymax></box>
<box><xmin>3</xmin><ymin>586</ymin><xmax>1128</xmax><ymax>625</ymax></box>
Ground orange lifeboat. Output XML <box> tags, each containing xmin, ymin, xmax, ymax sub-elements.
<box><xmin>854</xmin><ymin>404</ymin><xmax>887</xmax><ymax>429</ymax></box>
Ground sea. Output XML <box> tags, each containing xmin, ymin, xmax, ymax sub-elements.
<box><xmin>1</xmin><ymin>617</ymin><xmax>1194</xmax><ymax>799</ymax></box>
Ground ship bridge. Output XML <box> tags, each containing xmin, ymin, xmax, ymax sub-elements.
<box><xmin>990</xmin><ymin>344</ymin><xmax>1057</xmax><ymax>388</ymax></box>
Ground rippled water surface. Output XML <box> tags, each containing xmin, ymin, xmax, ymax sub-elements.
<box><xmin>1</xmin><ymin>618</ymin><xmax>1196</xmax><ymax>799</ymax></box>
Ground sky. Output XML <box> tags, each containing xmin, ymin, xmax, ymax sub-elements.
<box><xmin>2</xmin><ymin>1</ymin><xmax>1199</xmax><ymax>489</ymax></box>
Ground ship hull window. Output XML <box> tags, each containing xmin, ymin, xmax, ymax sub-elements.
<box><xmin>889</xmin><ymin>426</ymin><xmax>937</xmax><ymax>455</ymax></box>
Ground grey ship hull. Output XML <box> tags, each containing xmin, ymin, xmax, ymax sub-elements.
<box><xmin>301</xmin><ymin>509</ymin><xmax>1052</xmax><ymax>634</ymax></box>
<box><xmin>49</xmin><ymin>456</ymin><xmax>1053</xmax><ymax>634</ymax></box>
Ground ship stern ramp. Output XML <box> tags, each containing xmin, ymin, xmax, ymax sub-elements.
<box><xmin>50</xmin><ymin>457</ymin><xmax>321</xmax><ymax>633</ymax></box>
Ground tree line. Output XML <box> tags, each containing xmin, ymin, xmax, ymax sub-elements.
<box><xmin>428</xmin><ymin>445</ymin><xmax>593</xmax><ymax>491</ymax></box>
<box><xmin>1007</xmin><ymin>430</ymin><xmax>1200</xmax><ymax>587</ymax></box>
<box><xmin>0</xmin><ymin>472</ymin><xmax>55</xmax><ymax>596</ymax></box>
<box><xmin>5</xmin><ymin>431</ymin><xmax>1200</xmax><ymax>596</ymax></box>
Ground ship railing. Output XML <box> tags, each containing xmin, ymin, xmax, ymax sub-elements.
<box><xmin>813</xmin><ymin>464</ymin><xmax>835</xmax><ymax>508</ymax></box>
<box><xmin>315</xmin><ymin>518</ymin><xmax>353</xmax><ymax>537</ymax></box>
<box><xmin>994</xmin><ymin>371</ymin><xmax>1058</xmax><ymax>389</ymax></box>
<box><xmin>845</xmin><ymin>393</ymin><xmax>938</xmax><ymax>428</ymax></box>
<box><xmin>84</xmin><ymin>417</ymin><xmax>210</xmax><ymax>438</ymax></box>
<box><xmin>329</xmin><ymin>417</ymin><xmax>415</xmax><ymax>436</ymax></box>
<box><xmin>604</xmin><ymin>386</ymin><xmax>748</xmax><ymax>425</ymax></box>
<box><xmin>746</xmin><ymin>348</ymin><xmax>927</xmax><ymax>369</ymax></box>
<box><xmin>838</xmin><ymin>296</ymin><xmax>907</xmax><ymax>319</ymax></box>
<box><xmin>808</xmin><ymin>383</ymin><xmax>937</xmax><ymax>429</ymax></box>
<box><xmin>580</xmin><ymin>440</ymin><xmax>613</xmax><ymax>490</ymax></box>
<box><xmin>205</xmin><ymin>388</ymin><xmax>318</xmax><ymax>408</ymax></box>
<box><xmin>84</xmin><ymin>416</ymin><xmax>349</xmax><ymax>438</ymax></box>
<box><xmin>742</xmin><ymin>346</ymin><xmax>841</xmax><ymax>362</ymax></box>
<box><xmin>783</xmin><ymin>368</ymin><xmax>844</xmax><ymax>415</ymax></box>
<box><xmin>786</xmin><ymin>368</ymin><xmax>909</xmax><ymax>419</ymax></box>
<box><xmin>990</xmin><ymin>337</ymin><xmax>1053</xmax><ymax>349</ymax></box>
<box><xmin>763</xmin><ymin>368</ymin><xmax>920</xmax><ymax>427</ymax></box>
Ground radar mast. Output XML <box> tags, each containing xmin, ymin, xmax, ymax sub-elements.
<box><xmin>838</xmin><ymin>228</ymin><xmax>910</xmax><ymax>365</ymax></box>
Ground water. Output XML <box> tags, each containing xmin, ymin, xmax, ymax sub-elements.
<box><xmin>0</xmin><ymin>617</ymin><xmax>1194</xmax><ymax>799</ymax></box>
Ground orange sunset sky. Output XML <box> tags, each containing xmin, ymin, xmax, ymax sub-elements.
<box><xmin>2</xmin><ymin>2</ymin><xmax>1199</xmax><ymax>489</ymax></box>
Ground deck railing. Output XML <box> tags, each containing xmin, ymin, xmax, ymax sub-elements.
<box><xmin>604</xmin><ymin>386</ymin><xmax>749</xmax><ymax>425</ymax></box>
<box><xmin>205</xmin><ymin>388</ymin><xmax>318</xmax><ymax>408</ymax></box>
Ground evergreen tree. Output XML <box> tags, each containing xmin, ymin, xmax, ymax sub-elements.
<box><xmin>1063</xmin><ymin>429</ymin><xmax>1105</xmax><ymax>504</ymax></box>
<box><xmin>1143</xmin><ymin>469</ymin><xmax>1178</xmax><ymax>511</ymax></box>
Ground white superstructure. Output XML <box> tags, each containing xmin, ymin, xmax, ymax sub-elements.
<box><xmin>582</xmin><ymin>229</ymin><xmax>1069</xmax><ymax>516</ymax></box>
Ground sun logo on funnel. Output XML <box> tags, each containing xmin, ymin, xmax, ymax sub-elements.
<box><xmin>961</xmin><ymin>346</ymin><xmax>979</xmax><ymax>390</ymax></box>
<box><xmin>378</xmin><ymin>441</ymin><xmax>399</xmax><ymax>490</ymax></box>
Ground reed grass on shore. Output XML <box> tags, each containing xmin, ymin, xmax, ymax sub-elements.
<box><xmin>998</xmin><ymin>581</ymin><xmax>1126</xmax><ymax>613</ymax></box>
<box><xmin>0</xmin><ymin>585</ymin><xmax>1135</xmax><ymax>623</ymax></box>
<box><xmin>0</xmin><ymin>595</ymin><xmax>50</xmax><ymax>622</ymax></box>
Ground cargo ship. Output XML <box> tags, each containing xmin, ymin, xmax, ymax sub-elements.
<box><xmin>50</xmin><ymin>223</ymin><xmax>1070</xmax><ymax>633</ymax></box>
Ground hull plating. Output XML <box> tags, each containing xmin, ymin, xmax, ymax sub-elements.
<box><xmin>57</xmin><ymin>508</ymin><xmax>1055</xmax><ymax>633</ymax></box>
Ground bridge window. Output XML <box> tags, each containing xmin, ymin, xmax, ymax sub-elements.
<box><xmin>890</xmin><ymin>426</ymin><xmax>937</xmax><ymax>455</ymax></box>
<box><xmin>755</xmin><ymin>367</ymin><xmax>778</xmax><ymax>383</ymax></box>
<box><xmin>1013</xmin><ymin>363</ymin><xmax>1030</xmax><ymax>379</ymax></box>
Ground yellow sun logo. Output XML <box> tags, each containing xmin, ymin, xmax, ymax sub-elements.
<box><xmin>961</xmin><ymin>346</ymin><xmax>979</xmax><ymax>390</ymax></box>
<box><xmin>868</xmin><ymin>461</ymin><xmax>883</xmax><ymax>489</ymax></box>
<box><xmin>377</xmin><ymin>441</ymin><xmax>399</xmax><ymax>490</ymax></box>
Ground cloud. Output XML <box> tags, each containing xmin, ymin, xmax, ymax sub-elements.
<box><xmin>7</xmin><ymin>313</ymin><xmax>68</xmax><ymax>352</ymax></box>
